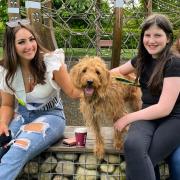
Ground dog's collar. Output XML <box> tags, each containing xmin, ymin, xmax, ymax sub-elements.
<box><xmin>115</xmin><ymin>76</ymin><xmax>140</xmax><ymax>87</ymax></box>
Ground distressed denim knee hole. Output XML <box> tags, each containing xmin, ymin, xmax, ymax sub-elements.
<box><xmin>14</xmin><ymin>138</ymin><xmax>30</xmax><ymax>150</ymax></box>
<box><xmin>24</xmin><ymin>123</ymin><xmax>44</xmax><ymax>132</ymax></box>
<box><xmin>20</xmin><ymin>122</ymin><xmax>49</xmax><ymax>137</ymax></box>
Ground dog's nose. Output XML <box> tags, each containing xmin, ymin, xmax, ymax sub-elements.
<box><xmin>87</xmin><ymin>80</ymin><xmax>93</xmax><ymax>86</ymax></box>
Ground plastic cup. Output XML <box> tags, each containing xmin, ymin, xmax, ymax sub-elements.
<box><xmin>75</xmin><ymin>128</ymin><xmax>87</xmax><ymax>147</ymax></box>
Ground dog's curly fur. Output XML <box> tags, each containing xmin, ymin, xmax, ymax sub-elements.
<box><xmin>70</xmin><ymin>56</ymin><xmax>141</xmax><ymax>159</ymax></box>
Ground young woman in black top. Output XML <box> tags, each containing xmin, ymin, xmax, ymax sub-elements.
<box><xmin>111</xmin><ymin>14</ymin><xmax>180</xmax><ymax>180</ymax></box>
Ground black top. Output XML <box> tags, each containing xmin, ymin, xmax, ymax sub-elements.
<box><xmin>131</xmin><ymin>56</ymin><xmax>180</xmax><ymax>114</ymax></box>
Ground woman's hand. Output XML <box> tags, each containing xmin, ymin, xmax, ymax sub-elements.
<box><xmin>53</xmin><ymin>64</ymin><xmax>82</xmax><ymax>99</ymax></box>
<box><xmin>114</xmin><ymin>115</ymin><xmax>130</xmax><ymax>132</ymax></box>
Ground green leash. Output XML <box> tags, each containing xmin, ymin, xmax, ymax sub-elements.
<box><xmin>14</xmin><ymin>94</ymin><xmax>26</xmax><ymax>106</ymax></box>
<box><xmin>115</xmin><ymin>76</ymin><xmax>140</xmax><ymax>87</ymax></box>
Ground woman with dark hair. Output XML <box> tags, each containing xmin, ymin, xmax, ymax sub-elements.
<box><xmin>111</xmin><ymin>14</ymin><xmax>180</xmax><ymax>180</ymax></box>
<box><xmin>0</xmin><ymin>19</ymin><xmax>81</xmax><ymax>179</ymax></box>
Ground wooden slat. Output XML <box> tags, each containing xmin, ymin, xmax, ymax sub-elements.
<box><xmin>47</xmin><ymin>126</ymin><xmax>124</xmax><ymax>154</ymax></box>
<box><xmin>64</xmin><ymin>126</ymin><xmax>114</xmax><ymax>139</ymax></box>
<box><xmin>99</xmin><ymin>40</ymin><xmax>113</xmax><ymax>47</ymax></box>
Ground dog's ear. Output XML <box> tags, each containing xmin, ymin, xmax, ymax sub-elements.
<box><xmin>98</xmin><ymin>67</ymin><xmax>110</xmax><ymax>98</ymax></box>
<box><xmin>70</xmin><ymin>62</ymin><xmax>82</xmax><ymax>89</ymax></box>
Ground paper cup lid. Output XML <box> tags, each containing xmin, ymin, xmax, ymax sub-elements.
<box><xmin>75</xmin><ymin>127</ymin><xmax>87</xmax><ymax>133</ymax></box>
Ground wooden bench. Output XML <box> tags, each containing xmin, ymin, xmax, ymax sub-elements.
<box><xmin>47</xmin><ymin>126</ymin><xmax>122</xmax><ymax>154</ymax></box>
<box><xmin>20</xmin><ymin>126</ymin><xmax>169</xmax><ymax>179</ymax></box>
<box><xmin>99</xmin><ymin>39</ymin><xmax>113</xmax><ymax>48</ymax></box>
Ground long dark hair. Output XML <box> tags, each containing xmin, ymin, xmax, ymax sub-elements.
<box><xmin>2</xmin><ymin>24</ymin><xmax>49</xmax><ymax>92</ymax></box>
<box><xmin>136</xmin><ymin>14</ymin><xmax>174</xmax><ymax>94</ymax></box>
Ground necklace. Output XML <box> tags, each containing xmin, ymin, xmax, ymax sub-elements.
<box><xmin>24</xmin><ymin>74</ymin><xmax>34</xmax><ymax>92</ymax></box>
<box><xmin>26</xmin><ymin>75</ymin><xmax>33</xmax><ymax>84</ymax></box>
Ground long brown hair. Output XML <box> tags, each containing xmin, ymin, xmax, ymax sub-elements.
<box><xmin>2</xmin><ymin>23</ymin><xmax>50</xmax><ymax>92</ymax></box>
<box><xmin>136</xmin><ymin>14</ymin><xmax>174</xmax><ymax>94</ymax></box>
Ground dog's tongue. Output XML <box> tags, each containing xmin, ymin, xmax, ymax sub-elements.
<box><xmin>84</xmin><ymin>87</ymin><xmax>94</xmax><ymax>96</ymax></box>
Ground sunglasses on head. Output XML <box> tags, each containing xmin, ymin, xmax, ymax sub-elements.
<box><xmin>6</xmin><ymin>19</ymin><xmax>30</xmax><ymax>28</ymax></box>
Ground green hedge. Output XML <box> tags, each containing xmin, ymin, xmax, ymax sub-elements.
<box><xmin>54</xmin><ymin>27</ymin><xmax>110</xmax><ymax>48</ymax></box>
<box><xmin>0</xmin><ymin>22</ymin><xmax>4</xmax><ymax>43</ymax></box>
<box><xmin>0</xmin><ymin>26</ymin><xmax>178</xmax><ymax>49</ymax></box>
<box><xmin>54</xmin><ymin>27</ymin><xmax>141</xmax><ymax>49</ymax></box>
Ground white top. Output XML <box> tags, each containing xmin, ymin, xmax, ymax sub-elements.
<box><xmin>0</xmin><ymin>48</ymin><xmax>65</xmax><ymax>110</ymax></box>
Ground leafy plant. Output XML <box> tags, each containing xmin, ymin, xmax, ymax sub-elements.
<box><xmin>0</xmin><ymin>0</ymin><xmax>8</xmax><ymax>25</ymax></box>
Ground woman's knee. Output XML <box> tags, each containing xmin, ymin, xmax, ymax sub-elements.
<box><xmin>124</xmin><ymin>133</ymin><xmax>145</xmax><ymax>156</ymax></box>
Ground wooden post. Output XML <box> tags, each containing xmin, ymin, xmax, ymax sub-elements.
<box><xmin>95</xmin><ymin>0</ymin><xmax>101</xmax><ymax>56</ymax></box>
<box><xmin>144</xmin><ymin>0</ymin><xmax>152</xmax><ymax>16</ymax></box>
<box><xmin>111</xmin><ymin>0</ymin><xmax>124</xmax><ymax>68</ymax></box>
<box><xmin>25</xmin><ymin>0</ymin><xmax>57</xmax><ymax>50</ymax></box>
<box><xmin>25</xmin><ymin>0</ymin><xmax>44</xmax><ymax>46</ymax></box>
<box><xmin>8</xmin><ymin>0</ymin><xmax>20</xmax><ymax>20</ymax></box>
<box><xmin>42</xmin><ymin>0</ymin><xmax>57</xmax><ymax>50</ymax></box>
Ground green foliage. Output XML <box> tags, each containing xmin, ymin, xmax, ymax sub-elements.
<box><xmin>0</xmin><ymin>22</ymin><xmax>5</xmax><ymax>30</ymax></box>
<box><xmin>55</xmin><ymin>27</ymin><xmax>95</xmax><ymax>48</ymax></box>
<box><xmin>0</xmin><ymin>25</ymin><xmax>5</xmax><ymax>47</ymax></box>
<box><xmin>0</xmin><ymin>0</ymin><xmax>179</xmax><ymax>51</ymax></box>
<box><xmin>55</xmin><ymin>0</ymin><xmax>111</xmax><ymax>28</ymax></box>
<box><xmin>54</xmin><ymin>0</ymin><xmax>93</xmax><ymax>14</ymax></box>
<box><xmin>0</xmin><ymin>0</ymin><xmax>8</xmax><ymax>25</ymax></box>
<box><xmin>139</xmin><ymin>0</ymin><xmax>180</xmax><ymax>29</ymax></box>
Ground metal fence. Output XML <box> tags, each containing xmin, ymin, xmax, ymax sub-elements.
<box><xmin>17</xmin><ymin>151</ymin><xmax>170</xmax><ymax>180</ymax></box>
<box><xmin>7</xmin><ymin>0</ymin><xmax>180</xmax><ymax>67</ymax></box>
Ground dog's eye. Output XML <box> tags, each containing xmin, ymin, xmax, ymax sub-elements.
<box><xmin>96</xmin><ymin>70</ymin><xmax>100</xmax><ymax>75</ymax></box>
<box><xmin>82</xmin><ymin>68</ymin><xmax>86</xmax><ymax>73</ymax></box>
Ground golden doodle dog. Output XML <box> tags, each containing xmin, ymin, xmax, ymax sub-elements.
<box><xmin>70</xmin><ymin>56</ymin><xmax>141</xmax><ymax>159</ymax></box>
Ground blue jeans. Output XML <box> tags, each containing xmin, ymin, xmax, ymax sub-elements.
<box><xmin>0</xmin><ymin>104</ymin><xmax>65</xmax><ymax>180</ymax></box>
<box><xmin>168</xmin><ymin>147</ymin><xmax>180</xmax><ymax>180</ymax></box>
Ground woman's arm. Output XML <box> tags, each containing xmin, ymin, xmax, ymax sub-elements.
<box><xmin>0</xmin><ymin>91</ymin><xmax>14</xmax><ymax>136</ymax></box>
<box><xmin>114</xmin><ymin>77</ymin><xmax>180</xmax><ymax>131</ymax></box>
<box><xmin>110</xmin><ymin>60</ymin><xmax>135</xmax><ymax>75</ymax></box>
<box><xmin>53</xmin><ymin>64</ymin><xmax>82</xmax><ymax>99</ymax></box>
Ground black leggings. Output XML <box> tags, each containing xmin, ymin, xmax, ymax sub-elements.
<box><xmin>124</xmin><ymin>116</ymin><xmax>180</xmax><ymax>180</ymax></box>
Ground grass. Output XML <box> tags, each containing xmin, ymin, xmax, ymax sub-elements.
<box><xmin>0</xmin><ymin>47</ymin><xmax>137</xmax><ymax>60</ymax></box>
<box><xmin>58</xmin><ymin>48</ymin><xmax>137</xmax><ymax>60</ymax></box>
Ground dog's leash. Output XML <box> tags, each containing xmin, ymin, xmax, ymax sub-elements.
<box><xmin>115</xmin><ymin>76</ymin><xmax>141</xmax><ymax>87</ymax></box>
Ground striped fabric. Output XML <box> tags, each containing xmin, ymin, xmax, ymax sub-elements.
<box><xmin>38</xmin><ymin>96</ymin><xmax>60</xmax><ymax>111</ymax></box>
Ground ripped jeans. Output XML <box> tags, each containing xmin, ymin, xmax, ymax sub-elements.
<box><xmin>0</xmin><ymin>104</ymin><xmax>65</xmax><ymax>180</ymax></box>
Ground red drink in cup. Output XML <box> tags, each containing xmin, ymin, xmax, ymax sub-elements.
<box><xmin>75</xmin><ymin>128</ymin><xmax>87</xmax><ymax>147</ymax></box>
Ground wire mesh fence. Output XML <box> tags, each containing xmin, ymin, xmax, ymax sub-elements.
<box><xmin>17</xmin><ymin>151</ymin><xmax>170</xmax><ymax>180</ymax></box>
<box><xmin>4</xmin><ymin>0</ymin><xmax>180</xmax><ymax>64</ymax></box>
<box><xmin>39</xmin><ymin>0</ymin><xmax>180</xmax><ymax>63</ymax></box>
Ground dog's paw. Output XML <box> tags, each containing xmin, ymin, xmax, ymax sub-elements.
<box><xmin>94</xmin><ymin>144</ymin><xmax>105</xmax><ymax>159</ymax></box>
